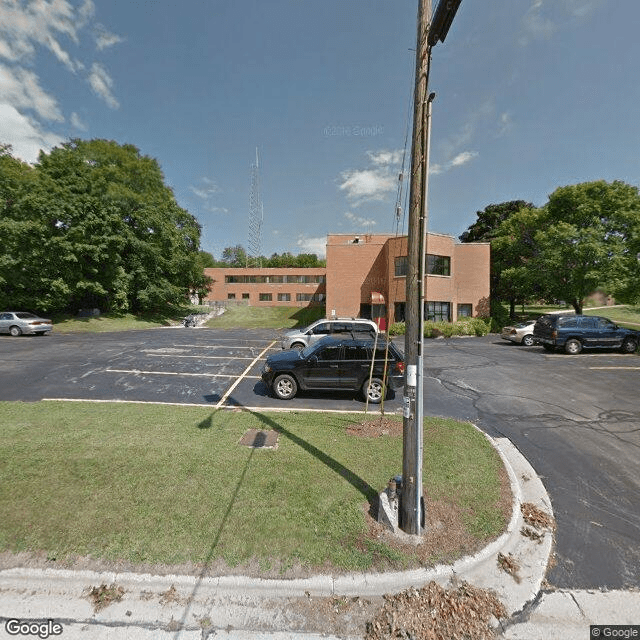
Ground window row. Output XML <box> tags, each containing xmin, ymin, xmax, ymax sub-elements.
<box><xmin>225</xmin><ymin>274</ymin><xmax>326</xmax><ymax>284</ymax></box>
<box><xmin>394</xmin><ymin>254</ymin><xmax>451</xmax><ymax>277</ymax></box>
<box><xmin>227</xmin><ymin>293</ymin><xmax>326</xmax><ymax>302</ymax></box>
<box><xmin>394</xmin><ymin>301</ymin><xmax>473</xmax><ymax>322</ymax></box>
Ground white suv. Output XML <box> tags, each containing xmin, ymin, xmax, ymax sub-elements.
<box><xmin>280</xmin><ymin>318</ymin><xmax>378</xmax><ymax>350</ymax></box>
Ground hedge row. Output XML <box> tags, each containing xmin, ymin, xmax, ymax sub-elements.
<box><xmin>388</xmin><ymin>317</ymin><xmax>491</xmax><ymax>338</ymax></box>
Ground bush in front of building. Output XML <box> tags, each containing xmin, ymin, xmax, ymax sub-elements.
<box><xmin>388</xmin><ymin>318</ymin><xmax>490</xmax><ymax>338</ymax></box>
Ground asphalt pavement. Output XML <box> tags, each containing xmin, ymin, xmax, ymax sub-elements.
<box><xmin>1</xmin><ymin>327</ymin><xmax>639</xmax><ymax>637</ymax></box>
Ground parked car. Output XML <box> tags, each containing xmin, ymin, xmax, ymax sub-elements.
<box><xmin>500</xmin><ymin>320</ymin><xmax>537</xmax><ymax>346</ymax></box>
<box><xmin>0</xmin><ymin>311</ymin><xmax>53</xmax><ymax>336</ymax></box>
<box><xmin>280</xmin><ymin>317</ymin><xmax>378</xmax><ymax>350</ymax></box>
<box><xmin>533</xmin><ymin>314</ymin><xmax>640</xmax><ymax>354</ymax></box>
<box><xmin>263</xmin><ymin>335</ymin><xmax>404</xmax><ymax>403</ymax></box>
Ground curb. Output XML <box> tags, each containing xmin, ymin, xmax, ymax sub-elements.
<box><xmin>0</xmin><ymin>435</ymin><xmax>554</xmax><ymax>636</ymax></box>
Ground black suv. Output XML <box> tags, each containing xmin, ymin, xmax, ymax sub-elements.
<box><xmin>533</xmin><ymin>314</ymin><xmax>640</xmax><ymax>355</ymax></box>
<box><xmin>261</xmin><ymin>335</ymin><xmax>405</xmax><ymax>403</ymax></box>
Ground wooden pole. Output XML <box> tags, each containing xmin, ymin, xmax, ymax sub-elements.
<box><xmin>402</xmin><ymin>0</ymin><xmax>431</xmax><ymax>535</ymax></box>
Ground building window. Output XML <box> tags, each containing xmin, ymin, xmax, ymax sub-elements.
<box><xmin>426</xmin><ymin>301</ymin><xmax>451</xmax><ymax>322</ymax></box>
<box><xmin>394</xmin><ymin>302</ymin><xmax>405</xmax><ymax>323</ymax></box>
<box><xmin>395</xmin><ymin>256</ymin><xmax>408</xmax><ymax>277</ymax></box>
<box><xmin>242</xmin><ymin>293</ymin><xmax>250</xmax><ymax>299</ymax></box>
<box><xmin>227</xmin><ymin>293</ymin><xmax>236</xmax><ymax>300</ymax></box>
<box><xmin>427</xmin><ymin>254</ymin><xmax>451</xmax><ymax>276</ymax></box>
<box><xmin>259</xmin><ymin>293</ymin><xmax>272</xmax><ymax>301</ymax></box>
<box><xmin>277</xmin><ymin>293</ymin><xmax>291</xmax><ymax>302</ymax></box>
<box><xmin>296</xmin><ymin>293</ymin><xmax>325</xmax><ymax>302</ymax></box>
<box><xmin>457</xmin><ymin>304</ymin><xmax>472</xmax><ymax>318</ymax></box>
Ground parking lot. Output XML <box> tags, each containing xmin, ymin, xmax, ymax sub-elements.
<box><xmin>0</xmin><ymin>327</ymin><xmax>404</xmax><ymax>412</ymax></box>
<box><xmin>2</xmin><ymin>326</ymin><xmax>639</xmax><ymax>591</ymax></box>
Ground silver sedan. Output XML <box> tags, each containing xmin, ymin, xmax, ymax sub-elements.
<box><xmin>500</xmin><ymin>319</ymin><xmax>536</xmax><ymax>346</ymax></box>
<box><xmin>0</xmin><ymin>311</ymin><xmax>53</xmax><ymax>336</ymax></box>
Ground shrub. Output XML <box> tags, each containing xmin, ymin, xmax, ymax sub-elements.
<box><xmin>387</xmin><ymin>318</ymin><xmax>490</xmax><ymax>338</ymax></box>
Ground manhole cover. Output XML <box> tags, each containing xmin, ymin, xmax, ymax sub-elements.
<box><xmin>239</xmin><ymin>429</ymin><xmax>279</xmax><ymax>449</ymax></box>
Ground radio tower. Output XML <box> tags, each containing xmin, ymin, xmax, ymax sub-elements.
<box><xmin>247</xmin><ymin>148</ymin><xmax>263</xmax><ymax>267</ymax></box>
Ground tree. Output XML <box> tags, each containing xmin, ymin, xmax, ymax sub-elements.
<box><xmin>460</xmin><ymin>201</ymin><xmax>536</xmax><ymax>316</ymax></box>
<box><xmin>533</xmin><ymin>181</ymin><xmax>640</xmax><ymax>314</ymax></box>
<box><xmin>459</xmin><ymin>201</ymin><xmax>533</xmax><ymax>243</ymax></box>
<box><xmin>491</xmin><ymin>206</ymin><xmax>544</xmax><ymax>317</ymax></box>
<box><xmin>0</xmin><ymin>139</ymin><xmax>203</xmax><ymax>313</ymax></box>
<box><xmin>220</xmin><ymin>245</ymin><xmax>247</xmax><ymax>267</ymax></box>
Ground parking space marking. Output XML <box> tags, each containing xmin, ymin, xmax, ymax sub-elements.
<box><xmin>42</xmin><ymin>397</ymin><xmax>398</xmax><ymax>414</ymax></box>
<box><xmin>589</xmin><ymin>366</ymin><xmax>640</xmax><ymax>370</ymax></box>
<box><xmin>216</xmin><ymin>341</ymin><xmax>276</xmax><ymax>409</ymax></box>
<box><xmin>105</xmin><ymin>368</ymin><xmax>261</xmax><ymax>379</ymax></box>
<box><xmin>146</xmin><ymin>354</ymin><xmax>257</xmax><ymax>360</ymax></box>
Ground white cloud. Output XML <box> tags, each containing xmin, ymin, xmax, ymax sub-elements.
<box><xmin>0</xmin><ymin>64</ymin><xmax>63</xmax><ymax>121</ymax></box>
<box><xmin>367</xmin><ymin>149</ymin><xmax>403</xmax><ymax>166</ymax></box>
<box><xmin>449</xmin><ymin>151</ymin><xmax>478</xmax><ymax>168</ymax></box>
<box><xmin>70</xmin><ymin>111</ymin><xmax>87</xmax><ymax>130</ymax></box>
<box><xmin>88</xmin><ymin>62</ymin><xmax>119</xmax><ymax>108</ymax></box>
<box><xmin>296</xmin><ymin>235</ymin><xmax>327</xmax><ymax>258</ymax></box>
<box><xmin>430</xmin><ymin>150</ymin><xmax>478</xmax><ymax>176</ymax></box>
<box><xmin>519</xmin><ymin>0</ymin><xmax>603</xmax><ymax>46</ymax></box>
<box><xmin>344</xmin><ymin>211</ymin><xmax>377</xmax><ymax>230</ymax></box>
<box><xmin>0</xmin><ymin>103</ymin><xmax>63</xmax><ymax>163</ymax></box>
<box><xmin>338</xmin><ymin>148</ymin><xmax>403</xmax><ymax>206</ymax></box>
<box><xmin>95</xmin><ymin>24</ymin><xmax>123</xmax><ymax>51</ymax></box>
<box><xmin>497</xmin><ymin>112</ymin><xmax>513</xmax><ymax>137</ymax></box>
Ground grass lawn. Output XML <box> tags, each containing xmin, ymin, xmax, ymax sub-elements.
<box><xmin>583</xmin><ymin>304</ymin><xmax>640</xmax><ymax>327</ymax></box>
<box><xmin>0</xmin><ymin>401</ymin><xmax>507</xmax><ymax>575</ymax></box>
<box><xmin>504</xmin><ymin>304</ymin><xmax>640</xmax><ymax>329</ymax></box>
<box><xmin>49</xmin><ymin>306</ymin><xmax>324</xmax><ymax>333</ymax></box>
<box><xmin>204</xmin><ymin>305</ymin><xmax>325</xmax><ymax>330</ymax></box>
<box><xmin>50</xmin><ymin>309</ymin><xmax>204</xmax><ymax>333</ymax></box>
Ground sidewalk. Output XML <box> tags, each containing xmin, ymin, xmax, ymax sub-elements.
<box><xmin>0</xmin><ymin>435</ymin><xmax>602</xmax><ymax>639</ymax></box>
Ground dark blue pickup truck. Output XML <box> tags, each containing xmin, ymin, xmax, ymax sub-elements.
<box><xmin>533</xmin><ymin>314</ymin><xmax>640</xmax><ymax>355</ymax></box>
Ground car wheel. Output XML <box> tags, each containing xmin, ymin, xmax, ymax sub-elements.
<box><xmin>564</xmin><ymin>339</ymin><xmax>582</xmax><ymax>355</ymax></box>
<box><xmin>621</xmin><ymin>338</ymin><xmax>638</xmax><ymax>354</ymax></box>
<box><xmin>363</xmin><ymin>377</ymin><xmax>385</xmax><ymax>404</ymax></box>
<box><xmin>9</xmin><ymin>325</ymin><xmax>22</xmax><ymax>337</ymax></box>
<box><xmin>291</xmin><ymin>343</ymin><xmax>305</xmax><ymax>351</ymax></box>
<box><xmin>522</xmin><ymin>334</ymin><xmax>535</xmax><ymax>347</ymax></box>
<box><xmin>273</xmin><ymin>374</ymin><xmax>297</xmax><ymax>400</ymax></box>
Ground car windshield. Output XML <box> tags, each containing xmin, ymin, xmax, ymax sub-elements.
<box><xmin>15</xmin><ymin>312</ymin><xmax>37</xmax><ymax>319</ymax></box>
<box><xmin>301</xmin><ymin>341</ymin><xmax>324</xmax><ymax>358</ymax></box>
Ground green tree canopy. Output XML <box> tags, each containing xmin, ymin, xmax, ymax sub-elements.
<box><xmin>533</xmin><ymin>180</ymin><xmax>640</xmax><ymax>313</ymax></box>
<box><xmin>0</xmin><ymin>139</ymin><xmax>203</xmax><ymax>313</ymax></box>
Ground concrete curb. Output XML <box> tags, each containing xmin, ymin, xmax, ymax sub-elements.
<box><xmin>0</xmin><ymin>435</ymin><xmax>554</xmax><ymax>637</ymax></box>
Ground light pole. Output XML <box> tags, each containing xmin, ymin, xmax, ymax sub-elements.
<box><xmin>401</xmin><ymin>0</ymin><xmax>462</xmax><ymax>536</ymax></box>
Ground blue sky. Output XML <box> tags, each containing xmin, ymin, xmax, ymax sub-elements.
<box><xmin>2</xmin><ymin>0</ymin><xmax>639</xmax><ymax>259</ymax></box>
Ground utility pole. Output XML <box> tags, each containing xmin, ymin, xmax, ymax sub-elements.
<box><xmin>402</xmin><ymin>0</ymin><xmax>462</xmax><ymax>535</ymax></box>
<box><xmin>402</xmin><ymin>0</ymin><xmax>432</xmax><ymax>536</ymax></box>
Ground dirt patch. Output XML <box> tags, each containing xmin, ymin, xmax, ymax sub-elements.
<box><xmin>361</xmin><ymin>462</ymin><xmax>511</xmax><ymax>571</ymax></box>
<box><xmin>365</xmin><ymin>581</ymin><xmax>507</xmax><ymax>640</ymax></box>
<box><xmin>347</xmin><ymin>417</ymin><xmax>404</xmax><ymax>438</ymax></box>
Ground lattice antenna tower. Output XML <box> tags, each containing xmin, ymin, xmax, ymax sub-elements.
<box><xmin>247</xmin><ymin>147</ymin><xmax>264</xmax><ymax>267</ymax></box>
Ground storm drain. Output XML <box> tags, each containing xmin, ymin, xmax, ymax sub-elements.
<box><xmin>239</xmin><ymin>429</ymin><xmax>279</xmax><ymax>449</ymax></box>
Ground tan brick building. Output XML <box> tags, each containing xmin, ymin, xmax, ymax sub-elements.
<box><xmin>203</xmin><ymin>232</ymin><xmax>490</xmax><ymax>328</ymax></box>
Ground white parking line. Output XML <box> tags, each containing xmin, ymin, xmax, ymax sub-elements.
<box><xmin>589</xmin><ymin>366</ymin><xmax>640</xmax><ymax>370</ymax></box>
<box><xmin>146</xmin><ymin>354</ymin><xmax>256</xmax><ymax>360</ymax></box>
<box><xmin>41</xmin><ymin>397</ymin><xmax>398</xmax><ymax>414</ymax></box>
<box><xmin>215</xmin><ymin>341</ymin><xmax>276</xmax><ymax>409</ymax></box>
<box><xmin>105</xmin><ymin>368</ymin><xmax>260</xmax><ymax>379</ymax></box>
